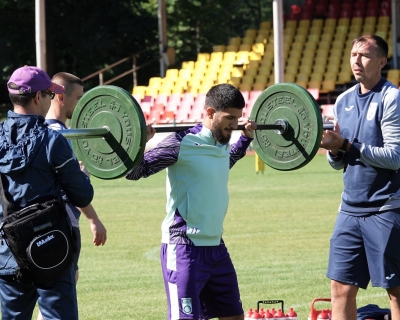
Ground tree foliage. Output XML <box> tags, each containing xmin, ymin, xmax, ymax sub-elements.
<box><xmin>0</xmin><ymin>0</ymin><xmax>273</xmax><ymax>106</ymax></box>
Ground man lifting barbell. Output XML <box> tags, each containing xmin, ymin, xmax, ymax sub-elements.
<box><xmin>126</xmin><ymin>83</ymin><xmax>256</xmax><ymax>320</ymax></box>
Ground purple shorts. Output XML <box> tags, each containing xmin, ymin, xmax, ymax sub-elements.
<box><xmin>160</xmin><ymin>242</ymin><xmax>243</xmax><ymax>320</ymax></box>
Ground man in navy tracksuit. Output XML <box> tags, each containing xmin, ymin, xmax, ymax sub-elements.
<box><xmin>0</xmin><ymin>66</ymin><xmax>94</xmax><ymax>319</ymax></box>
<box><xmin>321</xmin><ymin>35</ymin><xmax>400</xmax><ymax>320</ymax></box>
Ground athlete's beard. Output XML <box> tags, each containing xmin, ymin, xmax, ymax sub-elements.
<box><xmin>211</xmin><ymin>121</ymin><xmax>232</xmax><ymax>145</ymax></box>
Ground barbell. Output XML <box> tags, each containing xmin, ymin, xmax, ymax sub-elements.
<box><xmin>59</xmin><ymin>83</ymin><xmax>334</xmax><ymax>179</ymax></box>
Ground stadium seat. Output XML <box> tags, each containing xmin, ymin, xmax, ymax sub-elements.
<box><xmin>321</xmin><ymin>80</ymin><xmax>336</xmax><ymax>93</ymax></box>
<box><xmin>239</xmin><ymin>44</ymin><xmax>252</xmax><ymax>51</ymax></box>
<box><xmin>166</xmin><ymin>69</ymin><xmax>179</xmax><ymax>79</ymax></box>
<box><xmin>182</xmin><ymin>61</ymin><xmax>194</xmax><ymax>70</ymax></box>
<box><xmin>226</xmin><ymin>44</ymin><xmax>239</xmax><ymax>52</ymax></box>
<box><xmin>213</xmin><ymin>45</ymin><xmax>225</xmax><ymax>52</ymax></box>
<box><xmin>337</xmin><ymin>72</ymin><xmax>352</xmax><ymax>85</ymax></box>
<box><xmin>310</xmin><ymin>73</ymin><xmax>323</xmax><ymax>82</ymax></box>
<box><xmin>255</xmin><ymin>75</ymin><xmax>268</xmax><ymax>84</ymax></box>
<box><xmin>324</xmin><ymin>72</ymin><xmax>337</xmax><ymax>81</ymax></box>
<box><xmin>308</xmin><ymin>80</ymin><xmax>321</xmax><ymax>89</ymax></box>
<box><xmin>298</xmin><ymin>65</ymin><xmax>312</xmax><ymax>75</ymax></box>
<box><xmin>284</xmin><ymin>74</ymin><xmax>296</xmax><ymax>82</ymax></box>
<box><xmin>296</xmin><ymin>80</ymin><xmax>308</xmax><ymax>88</ymax></box>
<box><xmin>259</xmin><ymin>21</ymin><xmax>271</xmax><ymax>30</ymax></box>
<box><xmin>132</xmin><ymin>86</ymin><xmax>147</xmax><ymax>100</ymax></box>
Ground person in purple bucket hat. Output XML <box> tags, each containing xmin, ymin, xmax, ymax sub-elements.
<box><xmin>0</xmin><ymin>65</ymin><xmax>94</xmax><ymax>319</ymax></box>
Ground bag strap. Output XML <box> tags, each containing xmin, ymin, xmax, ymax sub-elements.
<box><xmin>0</xmin><ymin>174</ymin><xmax>22</xmax><ymax>217</ymax></box>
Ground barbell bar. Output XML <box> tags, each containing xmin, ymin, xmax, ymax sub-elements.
<box><xmin>62</xmin><ymin>83</ymin><xmax>333</xmax><ymax>179</ymax></box>
<box><xmin>60</xmin><ymin>121</ymin><xmax>334</xmax><ymax>139</ymax></box>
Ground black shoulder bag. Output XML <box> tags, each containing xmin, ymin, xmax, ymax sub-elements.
<box><xmin>0</xmin><ymin>175</ymin><xmax>76</xmax><ymax>285</ymax></box>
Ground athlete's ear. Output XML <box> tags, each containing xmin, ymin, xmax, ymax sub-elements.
<box><xmin>206</xmin><ymin>107</ymin><xmax>215</xmax><ymax>119</ymax></box>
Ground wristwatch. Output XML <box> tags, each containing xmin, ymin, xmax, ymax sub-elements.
<box><xmin>339</xmin><ymin>138</ymin><xmax>349</xmax><ymax>152</ymax></box>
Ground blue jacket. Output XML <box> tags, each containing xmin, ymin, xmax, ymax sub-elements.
<box><xmin>327</xmin><ymin>78</ymin><xmax>400</xmax><ymax>214</ymax></box>
<box><xmin>0</xmin><ymin>111</ymin><xmax>93</xmax><ymax>275</ymax></box>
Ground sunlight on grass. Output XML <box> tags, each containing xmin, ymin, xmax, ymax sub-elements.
<box><xmin>64</xmin><ymin>154</ymin><xmax>392</xmax><ymax>319</ymax></box>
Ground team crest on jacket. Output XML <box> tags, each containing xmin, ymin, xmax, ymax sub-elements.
<box><xmin>367</xmin><ymin>102</ymin><xmax>378</xmax><ymax>121</ymax></box>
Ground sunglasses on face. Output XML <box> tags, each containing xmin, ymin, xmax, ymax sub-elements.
<box><xmin>41</xmin><ymin>90</ymin><xmax>55</xmax><ymax>100</ymax></box>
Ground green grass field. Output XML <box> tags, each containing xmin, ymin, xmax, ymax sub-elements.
<box><xmin>58</xmin><ymin>153</ymin><xmax>390</xmax><ymax>319</ymax></box>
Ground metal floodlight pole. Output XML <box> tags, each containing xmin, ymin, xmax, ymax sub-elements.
<box><xmin>35</xmin><ymin>0</ymin><xmax>47</xmax><ymax>71</ymax></box>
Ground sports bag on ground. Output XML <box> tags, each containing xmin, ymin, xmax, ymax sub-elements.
<box><xmin>0</xmin><ymin>175</ymin><xmax>76</xmax><ymax>285</ymax></box>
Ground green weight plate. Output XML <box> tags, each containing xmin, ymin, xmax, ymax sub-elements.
<box><xmin>250</xmin><ymin>83</ymin><xmax>323</xmax><ymax>171</ymax></box>
<box><xmin>70</xmin><ymin>85</ymin><xmax>147</xmax><ymax>179</ymax></box>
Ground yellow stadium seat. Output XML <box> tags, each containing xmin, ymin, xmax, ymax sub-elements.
<box><xmin>378</xmin><ymin>16</ymin><xmax>390</xmax><ymax>25</ymax></box>
<box><xmin>252</xmin><ymin>43</ymin><xmax>264</xmax><ymax>55</ymax></box>
<box><xmin>132</xmin><ymin>86</ymin><xmax>146</xmax><ymax>100</ymax></box>
<box><xmin>364</xmin><ymin>16</ymin><xmax>377</xmax><ymax>26</ymax></box>
<box><xmin>226</xmin><ymin>44</ymin><xmax>239</xmax><ymax>52</ymax></box>
<box><xmin>325</xmin><ymin>18</ymin><xmax>337</xmax><ymax>27</ymax></box>
<box><xmin>387</xmin><ymin>69</ymin><xmax>400</xmax><ymax>79</ymax></box>
<box><xmin>310</xmin><ymin>73</ymin><xmax>323</xmax><ymax>81</ymax></box>
<box><xmin>304</xmin><ymin>42</ymin><xmax>318</xmax><ymax>52</ymax></box>
<box><xmin>324</xmin><ymin>72</ymin><xmax>337</xmax><ymax>81</ymax></box>
<box><xmin>260</xmin><ymin>21</ymin><xmax>272</xmax><ymax>30</ymax></box>
<box><xmin>298</xmin><ymin>65</ymin><xmax>312</xmax><ymax>75</ymax></box>
<box><xmin>307</xmin><ymin>34</ymin><xmax>320</xmax><ymax>43</ymax></box>
<box><xmin>213</xmin><ymin>45</ymin><xmax>226</xmax><ymax>52</ymax></box>
<box><xmin>376</xmin><ymin>23</ymin><xmax>389</xmax><ymax>32</ymax></box>
<box><xmin>258</xmin><ymin>66</ymin><xmax>271</xmax><ymax>76</ymax></box>
<box><xmin>182</xmin><ymin>61</ymin><xmax>194</xmax><ymax>70</ymax></box>
<box><xmin>239</xmin><ymin>83</ymin><xmax>253</xmax><ymax>92</ymax></box>
<box><xmin>248</xmin><ymin>60</ymin><xmax>260</xmax><ymax>68</ymax></box>
<box><xmin>245</xmin><ymin>29</ymin><xmax>257</xmax><ymax>39</ymax></box>
<box><xmin>145</xmin><ymin>86</ymin><xmax>158</xmax><ymax>97</ymax></box>
<box><xmin>375</xmin><ymin>31</ymin><xmax>388</xmax><ymax>41</ymax></box>
<box><xmin>296</xmin><ymin>73</ymin><xmax>309</xmax><ymax>82</ymax></box>
<box><xmin>284</xmin><ymin>74</ymin><xmax>296</xmax><ymax>82</ymax></box>
<box><xmin>320</xmin><ymin>80</ymin><xmax>336</xmax><ymax>93</ymax></box>
<box><xmin>210</xmin><ymin>52</ymin><xmax>223</xmax><ymax>62</ymax></box>
<box><xmin>178</xmin><ymin>69</ymin><xmax>191</xmax><ymax>80</ymax></box>
<box><xmin>285</xmin><ymin>65</ymin><xmax>298</xmax><ymax>75</ymax></box>
<box><xmin>337</xmin><ymin>18</ymin><xmax>349</xmax><ymax>27</ymax></box>
<box><xmin>388</xmin><ymin>78</ymin><xmax>399</xmax><ymax>86</ymax></box>
<box><xmin>223</xmin><ymin>51</ymin><xmax>237</xmax><ymax>62</ymax></box>
<box><xmin>148</xmin><ymin>77</ymin><xmax>162</xmax><ymax>88</ymax></box>
<box><xmin>197</xmin><ymin>53</ymin><xmax>210</xmax><ymax>61</ymax></box>
<box><xmin>255</xmin><ymin>35</ymin><xmax>267</xmax><ymax>44</ymax></box>
<box><xmin>231</xmin><ymin>66</ymin><xmax>244</xmax><ymax>77</ymax></box>
<box><xmin>255</xmin><ymin>75</ymin><xmax>268</xmax><ymax>84</ymax></box>
<box><xmin>286</xmin><ymin>20</ymin><xmax>297</xmax><ymax>28</ymax></box>
<box><xmin>351</xmin><ymin>17</ymin><xmax>363</xmax><ymax>26</ymax></box>
<box><xmin>245</xmin><ymin>68</ymin><xmax>258</xmax><ymax>76</ymax></box>
<box><xmin>296</xmin><ymin>80</ymin><xmax>308</xmax><ymax>88</ymax></box>
<box><xmin>308</xmin><ymin>80</ymin><xmax>321</xmax><ymax>89</ymax></box>
<box><xmin>242</xmin><ymin>37</ymin><xmax>254</xmax><ymax>46</ymax></box>
<box><xmin>318</xmin><ymin>41</ymin><xmax>331</xmax><ymax>50</ymax></box>
<box><xmin>165</xmin><ymin>69</ymin><xmax>179</xmax><ymax>79</ymax></box>
<box><xmin>242</xmin><ymin>75</ymin><xmax>254</xmax><ymax>84</ymax></box>
<box><xmin>239</xmin><ymin>44</ymin><xmax>252</xmax><ymax>51</ymax></box>
<box><xmin>312</xmin><ymin>19</ymin><xmax>324</xmax><ymax>28</ymax></box>
<box><xmin>230</xmin><ymin>37</ymin><xmax>241</xmax><ymax>46</ymax></box>
<box><xmin>248</xmin><ymin>52</ymin><xmax>261</xmax><ymax>61</ymax></box>
<box><xmin>253</xmin><ymin>82</ymin><xmax>267</xmax><ymax>90</ymax></box>
<box><xmin>235</xmin><ymin>51</ymin><xmax>250</xmax><ymax>64</ymax></box>
<box><xmin>299</xmin><ymin>19</ymin><xmax>311</xmax><ymax>29</ymax></box>
<box><xmin>349</xmin><ymin>24</ymin><xmax>362</xmax><ymax>34</ymax></box>
<box><xmin>313</xmin><ymin>65</ymin><xmax>326</xmax><ymax>74</ymax></box>
<box><xmin>337</xmin><ymin>72</ymin><xmax>352</xmax><ymax>84</ymax></box>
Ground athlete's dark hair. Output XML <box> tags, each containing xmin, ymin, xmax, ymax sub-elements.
<box><xmin>205</xmin><ymin>84</ymin><xmax>245</xmax><ymax>111</ymax></box>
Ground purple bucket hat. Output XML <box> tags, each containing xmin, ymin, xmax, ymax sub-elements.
<box><xmin>7</xmin><ymin>66</ymin><xmax>64</xmax><ymax>95</ymax></box>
